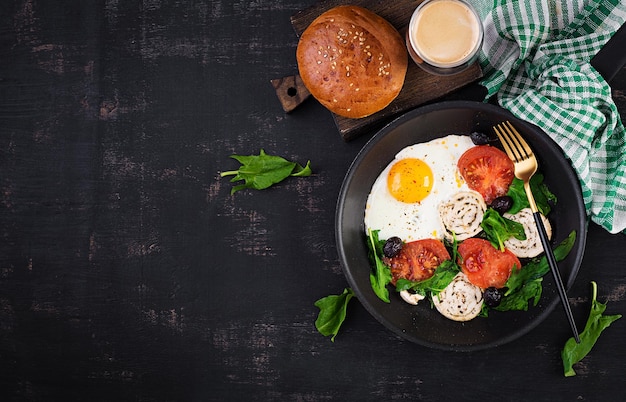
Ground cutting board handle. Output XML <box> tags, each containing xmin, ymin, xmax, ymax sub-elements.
<box><xmin>270</xmin><ymin>74</ymin><xmax>311</xmax><ymax>113</ymax></box>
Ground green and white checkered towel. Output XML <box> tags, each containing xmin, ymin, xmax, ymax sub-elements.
<box><xmin>469</xmin><ymin>0</ymin><xmax>626</xmax><ymax>234</ymax></box>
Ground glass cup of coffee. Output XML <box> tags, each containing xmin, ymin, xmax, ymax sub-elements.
<box><xmin>406</xmin><ymin>0</ymin><xmax>483</xmax><ymax>75</ymax></box>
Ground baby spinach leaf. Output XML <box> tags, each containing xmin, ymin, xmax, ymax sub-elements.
<box><xmin>562</xmin><ymin>281</ymin><xmax>622</xmax><ymax>377</ymax></box>
<box><xmin>366</xmin><ymin>229</ymin><xmax>392</xmax><ymax>303</ymax></box>
<box><xmin>220</xmin><ymin>149</ymin><xmax>312</xmax><ymax>194</ymax></box>
<box><xmin>480</xmin><ymin>208</ymin><xmax>526</xmax><ymax>251</ymax></box>
<box><xmin>396</xmin><ymin>260</ymin><xmax>460</xmax><ymax>297</ymax></box>
<box><xmin>495</xmin><ymin>279</ymin><xmax>542</xmax><ymax>311</ymax></box>
<box><xmin>506</xmin><ymin>173</ymin><xmax>556</xmax><ymax>215</ymax></box>
<box><xmin>504</xmin><ymin>230</ymin><xmax>576</xmax><ymax>297</ymax></box>
<box><xmin>496</xmin><ymin>230</ymin><xmax>576</xmax><ymax>312</ymax></box>
<box><xmin>395</xmin><ymin>236</ymin><xmax>460</xmax><ymax>297</ymax></box>
<box><xmin>314</xmin><ymin>288</ymin><xmax>355</xmax><ymax>342</ymax></box>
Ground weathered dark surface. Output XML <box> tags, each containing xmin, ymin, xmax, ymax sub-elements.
<box><xmin>0</xmin><ymin>1</ymin><xmax>625</xmax><ymax>401</ymax></box>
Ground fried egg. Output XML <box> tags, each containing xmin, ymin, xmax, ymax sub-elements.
<box><xmin>364</xmin><ymin>134</ymin><xmax>476</xmax><ymax>242</ymax></box>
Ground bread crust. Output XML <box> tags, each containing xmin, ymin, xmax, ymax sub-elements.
<box><xmin>296</xmin><ymin>6</ymin><xmax>408</xmax><ymax>119</ymax></box>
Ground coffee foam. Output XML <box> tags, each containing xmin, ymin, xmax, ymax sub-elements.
<box><xmin>409</xmin><ymin>0</ymin><xmax>481</xmax><ymax>68</ymax></box>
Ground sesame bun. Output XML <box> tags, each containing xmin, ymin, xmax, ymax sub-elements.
<box><xmin>296</xmin><ymin>6</ymin><xmax>408</xmax><ymax>119</ymax></box>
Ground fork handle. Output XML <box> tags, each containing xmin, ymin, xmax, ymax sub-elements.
<box><xmin>532</xmin><ymin>211</ymin><xmax>581</xmax><ymax>343</ymax></box>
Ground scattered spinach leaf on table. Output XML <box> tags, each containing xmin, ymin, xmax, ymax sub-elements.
<box><xmin>562</xmin><ymin>281</ymin><xmax>622</xmax><ymax>377</ymax></box>
<box><xmin>220</xmin><ymin>149</ymin><xmax>312</xmax><ymax>194</ymax></box>
<box><xmin>314</xmin><ymin>288</ymin><xmax>355</xmax><ymax>342</ymax></box>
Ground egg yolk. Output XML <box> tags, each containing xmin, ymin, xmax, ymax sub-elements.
<box><xmin>387</xmin><ymin>158</ymin><xmax>433</xmax><ymax>203</ymax></box>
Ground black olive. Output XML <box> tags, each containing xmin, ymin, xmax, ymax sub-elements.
<box><xmin>491</xmin><ymin>195</ymin><xmax>514</xmax><ymax>214</ymax></box>
<box><xmin>383</xmin><ymin>236</ymin><xmax>403</xmax><ymax>258</ymax></box>
<box><xmin>469</xmin><ymin>131</ymin><xmax>495</xmax><ymax>145</ymax></box>
<box><xmin>483</xmin><ymin>287</ymin><xmax>504</xmax><ymax>307</ymax></box>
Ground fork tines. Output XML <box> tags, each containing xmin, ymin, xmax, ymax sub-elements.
<box><xmin>494</xmin><ymin>121</ymin><xmax>532</xmax><ymax>163</ymax></box>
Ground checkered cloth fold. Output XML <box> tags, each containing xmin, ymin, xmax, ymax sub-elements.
<box><xmin>472</xmin><ymin>0</ymin><xmax>626</xmax><ymax>233</ymax></box>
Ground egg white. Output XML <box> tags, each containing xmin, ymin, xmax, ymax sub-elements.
<box><xmin>364</xmin><ymin>135</ymin><xmax>476</xmax><ymax>242</ymax></box>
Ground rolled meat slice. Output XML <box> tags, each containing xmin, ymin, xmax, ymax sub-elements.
<box><xmin>503</xmin><ymin>207</ymin><xmax>552</xmax><ymax>258</ymax></box>
<box><xmin>432</xmin><ymin>272</ymin><xmax>484</xmax><ymax>322</ymax></box>
<box><xmin>438</xmin><ymin>190</ymin><xmax>486</xmax><ymax>241</ymax></box>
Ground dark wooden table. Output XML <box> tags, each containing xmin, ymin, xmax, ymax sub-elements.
<box><xmin>1</xmin><ymin>1</ymin><xmax>625</xmax><ymax>400</ymax></box>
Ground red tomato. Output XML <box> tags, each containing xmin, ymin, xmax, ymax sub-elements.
<box><xmin>384</xmin><ymin>239</ymin><xmax>451</xmax><ymax>285</ymax></box>
<box><xmin>457</xmin><ymin>145</ymin><xmax>515</xmax><ymax>204</ymax></box>
<box><xmin>457</xmin><ymin>238</ymin><xmax>521</xmax><ymax>289</ymax></box>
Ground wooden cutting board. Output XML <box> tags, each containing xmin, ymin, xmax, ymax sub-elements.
<box><xmin>285</xmin><ymin>0</ymin><xmax>483</xmax><ymax>141</ymax></box>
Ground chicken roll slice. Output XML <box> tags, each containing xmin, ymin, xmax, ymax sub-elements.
<box><xmin>432</xmin><ymin>272</ymin><xmax>483</xmax><ymax>322</ymax></box>
<box><xmin>438</xmin><ymin>190</ymin><xmax>486</xmax><ymax>242</ymax></box>
<box><xmin>503</xmin><ymin>207</ymin><xmax>552</xmax><ymax>258</ymax></box>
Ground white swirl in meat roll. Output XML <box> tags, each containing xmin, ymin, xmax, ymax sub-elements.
<box><xmin>432</xmin><ymin>272</ymin><xmax>484</xmax><ymax>322</ymax></box>
<box><xmin>438</xmin><ymin>190</ymin><xmax>486</xmax><ymax>242</ymax></box>
<box><xmin>503</xmin><ymin>207</ymin><xmax>552</xmax><ymax>258</ymax></box>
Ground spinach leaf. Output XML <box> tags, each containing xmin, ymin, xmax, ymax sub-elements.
<box><xmin>366</xmin><ymin>229</ymin><xmax>392</xmax><ymax>303</ymax></box>
<box><xmin>495</xmin><ymin>230</ymin><xmax>576</xmax><ymax>312</ymax></box>
<box><xmin>395</xmin><ymin>237</ymin><xmax>460</xmax><ymax>297</ymax></box>
<box><xmin>507</xmin><ymin>173</ymin><xmax>556</xmax><ymax>215</ymax></box>
<box><xmin>495</xmin><ymin>279</ymin><xmax>542</xmax><ymax>311</ymax></box>
<box><xmin>221</xmin><ymin>149</ymin><xmax>312</xmax><ymax>194</ymax></box>
<box><xmin>480</xmin><ymin>208</ymin><xmax>526</xmax><ymax>251</ymax></box>
<box><xmin>562</xmin><ymin>281</ymin><xmax>622</xmax><ymax>376</ymax></box>
<box><xmin>314</xmin><ymin>288</ymin><xmax>355</xmax><ymax>342</ymax></box>
<box><xmin>504</xmin><ymin>230</ymin><xmax>576</xmax><ymax>297</ymax></box>
<box><xmin>396</xmin><ymin>260</ymin><xmax>460</xmax><ymax>297</ymax></box>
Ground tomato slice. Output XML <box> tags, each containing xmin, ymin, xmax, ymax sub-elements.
<box><xmin>457</xmin><ymin>145</ymin><xmax>515</xmax><ymax>204</ymax></box>
<box><xmin>457</xmin><ymin>238</ymin><xmax>521</xmax><ymax>289</ymax></box>
<box><xmin>384</xmin><ymin>239</ymin><xmax>451</xmax><ymax>285</ymax></box>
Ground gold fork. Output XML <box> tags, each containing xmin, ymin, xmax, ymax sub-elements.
<box><xmin>494</xmin><ymin>121</ymin><xmax>580</xmax><ymax>343</ymax></box>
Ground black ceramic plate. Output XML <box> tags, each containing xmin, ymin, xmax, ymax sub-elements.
<box><xmin>336</xmin><ymin>101</ymin><xmax>588</xmax><ymax>351</ymax></box>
